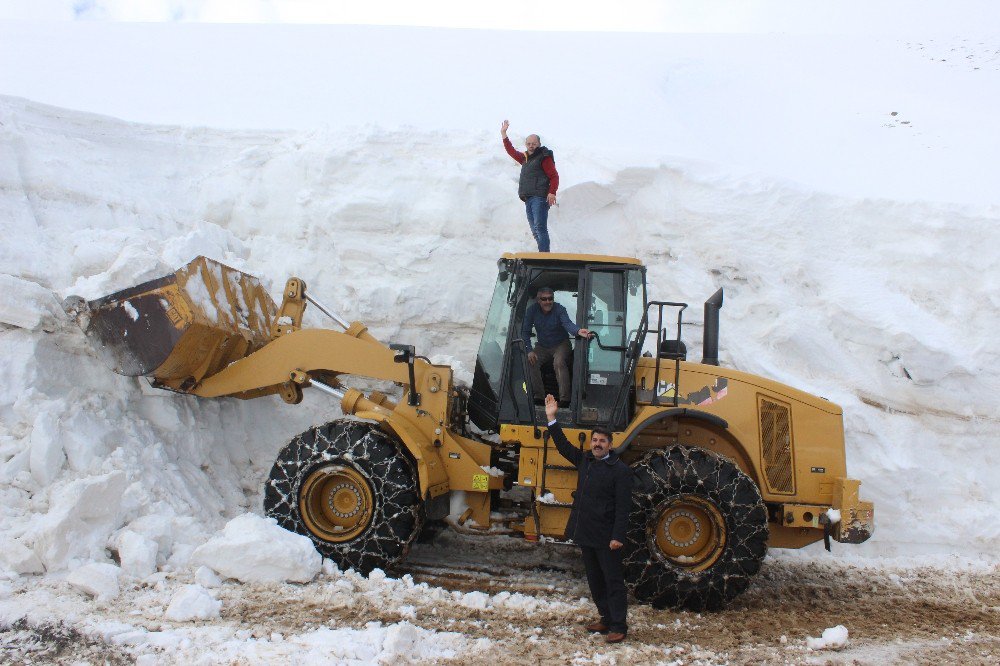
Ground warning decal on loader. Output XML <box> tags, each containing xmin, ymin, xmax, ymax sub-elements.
<box><xmin>472</xmin><ymin>474</ymin><xmax>489</xmax><ymax>491</ymax></box>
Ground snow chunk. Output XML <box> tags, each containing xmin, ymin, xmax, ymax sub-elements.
<box><xmin>30</xmin><ymin>471</ymin><xmax>128</xmax><ymax>571</ymax></box>
<box><xmin>0</xmin><ymin>274</ymin><xmax>59</xmax><ymax>330</ymax></box>
<box><xmin>825</xmin><ymin>508</ymin><xmax>842</xmax><ymax>525</ymax></box>
<box><xmin>288</xmin><ymin>621</ymin><xmax>485</xmax><ymax>663</ymax></box>
<box><xmin>480</xmin><ymin>465</ymin><xmax>505</xmax><ymax>477</ymax></box>
<box><xmin>191</xmin><ymin>513</ymin><xmax>321</xmax><ymax>583</ymax></box>
<box><xmin>537</xmin><ymin>492</ymin><xmax>558</xmax><ymax>504</ymax></box>
<box><xmin>122</xmin><ymin>300</ymin><xmax>139</xmax><ymax>321</ymax></box>
<box><xmin>807</xmin><ymin>625</ymin><xmax>849</xmax><ymax>650</ymax></box>
<box><xmin>458</xmin><ymin>590</ymin><xmax>490</xmax><ymax>609</ymax></box>
<box><xmin>164</xmin><ymin>584</ymin><xmax>222</xmax><ymax>621</ymax></box>
<box><xmin>0</xmin><ymin>537</ymin><xmax>44</xmax><ymax>575</ymax></box>
<box><xmin>66</xmin><ymin>562</ymin><xmax>121</xmax><ymax>602</ymax></box>
<box><xmin>194</xmin><ymin>565</ymin><xmax>222</xmax><ymax>588</ymax></box>
<box><xmin>116</xmin><ymin>530</ymin><xmax>158</xmax><ymax>578</ymax></box>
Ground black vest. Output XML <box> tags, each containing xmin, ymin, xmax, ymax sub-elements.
<box><xmin>518</xmin><ymin>147</ymin><xmax>553</xmax><ymax>201</ymax></box>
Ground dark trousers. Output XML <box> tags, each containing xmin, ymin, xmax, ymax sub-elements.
<box><xmin>529</xmin><ymin>339</ymin><xmax>572</xmax><ymax>402</ymax></box>
<box><xmin>580</xmin><ymin>545</ymin><xmax>627</xmax><ymax>634</ymax></box>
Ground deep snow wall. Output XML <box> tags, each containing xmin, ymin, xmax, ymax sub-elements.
<box><xmin>0</xmin><ymin>96</ymin><xmax>997</xmax><ymax>575</ymax></box>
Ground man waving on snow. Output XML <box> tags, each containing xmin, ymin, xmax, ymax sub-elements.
<box><xmin>501</xmin><ymin>119</ymin><xmax>559</xmax><ymax>252</ymax></box>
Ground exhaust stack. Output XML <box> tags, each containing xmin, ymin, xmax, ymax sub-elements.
<box><xmin>701</xmin><ymin>288</ymin><xmax>724</xmax><ymax>366</ymax></box>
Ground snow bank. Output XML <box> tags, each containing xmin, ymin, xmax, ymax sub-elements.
<box><xmin>191</xmin><ymin>514</ymin><xmax>321</xmax><ymax>584</ymax></box>
<box><xmin>0</xmin><ymin>92</ymin><xmax>997</xmax><ymax>581</ymax></box>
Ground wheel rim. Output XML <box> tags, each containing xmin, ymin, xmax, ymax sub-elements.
<box><xmin>299</xmin><ymin>464</ymin><xmax>374</xmax><ymax>542</ymax></box>
<box><xmin>651</xmin><ymin>495</ymin><xmax>727</xmax><ymax>572</ymax></box>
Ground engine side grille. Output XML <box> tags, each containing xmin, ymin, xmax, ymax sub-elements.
<box><xmin>759</xmin><ymin>397</ymin><xmax>795</xmax><ymax>494</ymax></box>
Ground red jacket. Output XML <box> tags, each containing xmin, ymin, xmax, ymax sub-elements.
<box><xmin>503</xmin><ymin>137</ymin><xmax>559</xmax><ymax>196</ymax></box>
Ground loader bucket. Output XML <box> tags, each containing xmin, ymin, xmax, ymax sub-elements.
<box><xmin>69</xmin><ymin>257</ymin><xmax>277</xmax><ymax>390</ymax></box>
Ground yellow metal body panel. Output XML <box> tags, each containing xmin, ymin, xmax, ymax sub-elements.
<box><xmin>80</xmin><ymin>255</ymin><xmax>870</xmax><ymax>549</ymax></box>
<box><xmin>502</xmin><ymin>252</ymin><xmax>642</xmax><ymax>266</ymax></box>
<box><xmin>504</xmin><ymin>423</ymin><xmax>591</xmax><ymax>540</ymax></box>
<box><xmin>502</xmin><ymin>358</ymin><xmax>861</xmax><ymax>549</ymax></box>
<box><xmin>631</xmin><ymin>360</ymin><xmax>848</xmax><ymax>508</ymax></box>
<box><xmin>780</xmin><ymin>503</ymin><xmax>829</xmax><ymax>529</ymax></box>
<box><xmin>187</xmin><ymin>329</ymin><xmax>497</xmax><ymax>524</ymax></box>
<box><xmin>191</xmin><ymin>329</ymin><xmax>410</xmax><ymax>398</ymax></box>
<box><xmin>832</xmin><ymin>477</ymin><xmax>875</xmax><ymax>543</ymax></box>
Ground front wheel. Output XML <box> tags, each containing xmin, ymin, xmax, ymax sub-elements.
<box><xmin>623</xmin><ymin>446</ymin><xmax>769</xmax><ymax>611</ymax></box>
<box><xmin>263</xmin><ymin>419</ymin><xmax>422</xmax><ymax>574</ymax></box>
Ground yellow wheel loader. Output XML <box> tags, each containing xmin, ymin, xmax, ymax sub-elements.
<box><xmin>66</xmin><ymin>253</ymin><xmax>873</xmax><ymax>610</ymax></box>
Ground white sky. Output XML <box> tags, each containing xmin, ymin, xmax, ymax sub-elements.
<box><xmin>2</xmin><ymin>1</ymin><xmax>998</xmax><ymax>35</ymax></box>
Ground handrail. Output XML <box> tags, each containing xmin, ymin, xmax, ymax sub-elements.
<box><xmin>647</xmin><ymin>301</ymin><xmax>688</xmax><ymax>408</ymax></box>
<box><xmin>587</xmin><ymin>331</ymin><xmax>628</xmax><ymax>352</ymax></box>
<box><xmin>512</xmin><ymin>337</ymin><xmax>541</xmax><ymax>439</ymax></box>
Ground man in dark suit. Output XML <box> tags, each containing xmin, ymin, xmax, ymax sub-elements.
<box><xmin>544</xmin><ymin>394</ymin><xmax>633</xmax><ymax>643</ymax></box>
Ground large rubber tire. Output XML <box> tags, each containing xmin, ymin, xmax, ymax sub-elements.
<box><xmin>623</xmin><ymin>446</ymin><xmax>769</xmax><ymax>611</ymax></box>
<box><xmin>263</xmin><ymin>419</ymin><xmax>422</xmax><ymax>574</ymax></box>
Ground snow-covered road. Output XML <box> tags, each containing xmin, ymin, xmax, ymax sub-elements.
<box><xmin>2</xmin><ymin>532</ymin><xmax>997</xmax><ymax>664</ymax></box>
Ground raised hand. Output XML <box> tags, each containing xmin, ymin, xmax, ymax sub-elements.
<box><xmin>501</xmin><ymin>119</ymin><xmax>509</xmax><ymax>138</ymax></box>
<box><xmin>544</xmin><ymin>394</ymin><xmax>558</xmax><ymax>421</ymax></box>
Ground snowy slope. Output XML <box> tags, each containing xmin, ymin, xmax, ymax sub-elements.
<box><xmin>2</xmin><ymin>22</ymin><xmax>1000</xmax><ymax>205</ymax></box>
<box><xmin>1</xmin><ymin>92</ymin><xmax>997</xmax><ymax>573</ymax></box>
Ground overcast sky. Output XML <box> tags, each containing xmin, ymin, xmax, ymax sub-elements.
<box><xmin>3</xmin><ymin>1</ymin><xmax>998</xmax><ymax>35</ymax></box>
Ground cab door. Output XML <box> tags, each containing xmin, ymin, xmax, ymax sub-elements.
<box><xmin>577</xmin><ymin>266</ymin><xmax>646</xmax><ymax>428</ymax></box>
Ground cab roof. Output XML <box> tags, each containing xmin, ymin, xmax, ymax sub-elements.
<box><xmin>501</xmin><ymin>252</ymin><xmax>643</xmax><ymax>266</ymax></box>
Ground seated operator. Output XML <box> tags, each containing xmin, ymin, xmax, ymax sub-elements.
<box><xmin>522</xmin><ymin>287</ymin><xmax>592</xmax><ymax>407</ymax></box>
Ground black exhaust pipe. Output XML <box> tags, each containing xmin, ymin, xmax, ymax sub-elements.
<box><xmin>701</xmin><ymin>288</ymin><xmax>724</xmax><ymax>366</ymax></box>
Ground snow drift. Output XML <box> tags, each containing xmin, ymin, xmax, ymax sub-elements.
<box><xmin>0</xmin><ymin>94</ymin><xmax>997</xmax><ymax>583</ymax></box>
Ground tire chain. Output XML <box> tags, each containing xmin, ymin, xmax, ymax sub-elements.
<box><xmin>623</xmin><ymin>446</ymin><xmax>769</xmax><ymax>611</ymax></box>
<box><xmin>263</xmin><ymin>419</ymin><xmax>423</xmax><ymax>574</ymax></box>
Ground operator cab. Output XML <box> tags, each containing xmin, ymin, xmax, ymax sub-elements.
<box><xmin>470</xmin><ymin>253</ymin><xmax>646</xmax><ymax>432</ymax></box>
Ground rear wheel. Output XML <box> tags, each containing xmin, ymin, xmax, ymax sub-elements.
<box><xmin>623</xmin><ymin>446</ymin><xmax>768</xmax><ymax>611</ymax></box>
<box><xmin>263</xmin><ymin>419</ymin><xmax>422</xmax><ymax>574</ymax></box>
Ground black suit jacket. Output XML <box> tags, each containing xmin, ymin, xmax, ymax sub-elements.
<box><xmin>549</xmin><ymin>422</ymin><xmax>633</xmax><ymax>548</ymax></box>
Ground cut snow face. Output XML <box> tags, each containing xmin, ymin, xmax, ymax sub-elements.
<box><xmin>0</xmin><ymin>90</ymin><xmax>996</xmax><ymax>607</ymax></box>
